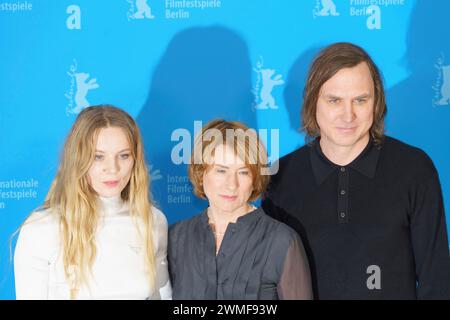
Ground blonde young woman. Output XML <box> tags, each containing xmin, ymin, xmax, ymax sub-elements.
<box><xmin>14</xmin><ymin>105</ymin><xmax>171</xmax><ymax>299</ymax></box>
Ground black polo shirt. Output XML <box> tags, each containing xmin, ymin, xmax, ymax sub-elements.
<box><xmin>262</xmin><ymin>136</ymin><xmax>450</xmax><ymax>299</ymax></box>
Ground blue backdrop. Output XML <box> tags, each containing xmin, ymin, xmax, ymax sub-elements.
<box><xmin>1</xmin><ymin>0</ymin><xmax>449</xmax><ymax>299</ymax></box>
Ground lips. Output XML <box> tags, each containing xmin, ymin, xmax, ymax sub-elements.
<box><xmin>104</xmin><ymin>180</ymin><xmax>119</xmax><ymax>188</ymax></box>
<box><xmin>337</xmin><ymin>127</ymin><xmax>356</xmax><ymax>132</ymax></box>
<box><xmin>220</xmin><ymin>195</ymin><xmax>237</xmax><ymax>201</ymax></box>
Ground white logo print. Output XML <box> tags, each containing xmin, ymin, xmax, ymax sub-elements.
<box><xmin>366</xmin><ymin>265</ymin><xmax>381</xmax><ymax>290</ymax></box>
<box><xmin>365</xmin><ymin>5</ymin><xmax>381</xmax><ymax>30</ymax></box>
<box><xmin>149</xmin><ymin>164</ymin><xmax>162</xmax><ymax>181</ymax></box>
<box><xmin>253</xmin><ymin>56</ymin><xmax>285</xmax><ymax>110</ymax></box>
<box><xmin>313</xmin><ymin>0</ymin><xmax>339</xmax><ymax>18</ymax></box>
<box><xmin>127</xmin><ymin>0</ymin><xmax>155</xmax><ymax>20</ymax></box>
<box><xmin>66</xmin><ymin>4</ymin><xmax>81</xmax><ymax>30</ymax></box>
<box><xmin>65</xmin><ymin>60</ymin><xmax>99</xmax><ymax>115</ymax></box>
<box><xmin>433</xmin><ymin>54</ymin><xmax>450</xmax><ymax>106</ymax></box>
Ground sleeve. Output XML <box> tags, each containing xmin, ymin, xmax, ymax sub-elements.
<box><xmin>277</xmin><ymin>234</ymin><xmax>313</xmax><ymax>300</ymax></box>
<box><xmin>14</xmin><ymin>217</ymin><xmax>51</xmax><ymax>300</ymax></box>
<box><xmin>167</xmin><ymin>224</ymin><xmax>177</xmax><ymax>286</ymax></box>
<box><xmin>151</xmin><ymin>208</ymin><xmax>172</xmax><ymax>300</ymax></box>
<box><xmin>410</xmin><ymin>161</ymin><xmax>450</xmax><ymax>299</ymax></box>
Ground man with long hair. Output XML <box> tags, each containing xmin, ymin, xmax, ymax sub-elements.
<box><xmin>263</xmin><ymin>42</ymin><xmax>450</xmax><ymax>299</ymax></box>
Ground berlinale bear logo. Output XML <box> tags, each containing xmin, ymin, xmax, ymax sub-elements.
<box><xmin>253</xmin><ymin>56</ymin><xmax>285</xmax><ymax>110</ymax></box>
<box><xmin>127</xmin><ymin>0</ymin><xmax>155</xmax><ymax>20</ymax></box>
<box><xmin>65</xmin><ymin>60</ymin><xmax>100</xmax><ymax>115</ymax></box>
<box><xmin>433</xmin><ymin>54</ymin><xmax>450</xmax><ymax>107</ymax></box>
<box><xmin>315</xmin><ymin>0</ymin><xmax>339</xmax><ymax>17</ymax></box>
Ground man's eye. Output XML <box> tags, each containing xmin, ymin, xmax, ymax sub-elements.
<box><xmin>329</xmin><ymin>99</ymin><xmax>340</xmax><ymax>104</ymax></box>
<box><xmin>355</xmin><ymin>98</ymin><xmax>367</xmax><ymax>104</ymax></box>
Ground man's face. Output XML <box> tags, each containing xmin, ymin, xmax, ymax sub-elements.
<box><xmin>316</xmin><ymin>62</ymin><xmax>375</xmax><ymax>152</ymax></box>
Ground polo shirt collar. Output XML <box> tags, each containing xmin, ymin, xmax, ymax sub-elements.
<box><xmin>309</xmin><ymin>137</ymin><xmax>381</xmax><ymax>185</ymax></box>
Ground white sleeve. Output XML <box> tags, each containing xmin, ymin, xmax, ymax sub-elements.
<box><xmin>14</xmin><ymin>214</ymin><xmax>53</xmax><ymax>300</ymax></box>
<box><xmin>152</xmin><ymin>207</ymin><xmax>172</xmax><ymax>300</ymax></box>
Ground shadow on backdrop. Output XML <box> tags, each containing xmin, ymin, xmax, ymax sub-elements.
<box><xmin>283</xmin><ymin>46</ymin><xmax>322</xmax><ymax>146</ymax></box>
<box><xmin>387</xmin><ymin>0</ymin><xmax>450</xmax><ymax>236</ymax></box>
<box><xmin>137</xmin><ymin>26</ymin><xmax>256</xmax><ymax>224</ymax></box>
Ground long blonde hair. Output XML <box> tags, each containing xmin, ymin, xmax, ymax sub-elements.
<box><xmin>44</xmin><ymin>105</ymin><xmax>156</xmax><ymax>298</ymax></box>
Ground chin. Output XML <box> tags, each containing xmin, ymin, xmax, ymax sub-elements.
<box><xmin>331</xmin><ymin>134</ymin><xmax>361</xmax><ymax>146</ymax></box>
<box><xmin>216</xmin><ymin>204</ymin><xmax>239</xmax><ymax>213</ymax></box>
<box><xmin>98</xmin><ymin>190</ymin><xmax>121</xmax><ymax>198</ymax></box>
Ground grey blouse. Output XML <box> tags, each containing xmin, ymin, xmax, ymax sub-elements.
<box><xmin>168</xmin><ymin>207</ymin><xmax>312</xmax><ymax>300</ymax></box>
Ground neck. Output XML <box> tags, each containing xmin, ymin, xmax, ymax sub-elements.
<box><xmin>207</xmin><ymin>203</ymin><xmax>254</xmax><ymax>231</ymax></box>
<box><xmin>319</xmin><ymin>135</ymin><xmax>370</xmax><ymax>166</ymax></box>
<box><xmin>98</xmin><ymin>195</ymin><xmax>125</xmax><ymax>215</ymax></box>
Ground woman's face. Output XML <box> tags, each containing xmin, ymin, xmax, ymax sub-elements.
<box><xmin>87</xmin><ymin>126</ymin><xmax>134</xmax><ymax>198</ymax></box>
<box><xmin>202</xmin><ymin>144</ymin><xmax>254</xmax><ymax>215</ymax></box>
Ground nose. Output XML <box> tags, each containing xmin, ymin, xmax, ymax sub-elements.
<box><xmin>341</xmin><ymin>100</ymin><xmax>356</xmax><ymax>123</ymax></box>
<box><xmin>104</xmin><ymin>157</ymin><xmax>119</xmax><ymax>174</ymax></box>
<box><xmin>226</xmin><ymin>172</ymin><xmax>239</xmax><ymax>191</ymax></box>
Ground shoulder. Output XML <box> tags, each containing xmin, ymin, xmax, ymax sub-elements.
<box><xmin>382</xmin><ymin>136</ymin><xmax>431</xmax><ymax>161</ymax></box>
<box><xmin>277</xmin><ymin>144</ymin><xmax>310</xmax><ymax>171</ymax></box>
<box><xmin>15</xmin><ymin>208</ymin><xmax>60</xmax><ymax>255</ymax></box>
<box><xmin>269</xmin><ymin>144</ymin><xmax>311</xmax><ymax>188</ymax></box>
<box><xmin>168</xmin><ymin>212</ymin><xmax>204</xmax><ymax>239</ymax></box>
<box><xmin>151</xmin><ymin>206</ymin><xmax>168</xmax><ymax>231</ymax></box>
<box><xmin>381</xmin><ymin>136</ymin><xmax>438</xmax><ymax>177</ymax></box>
<box><xmin>19</xmin><ymin>208</ymin><xmax>59</xmax><ymax>236</ymax></box>
<box><xmin>259</xmin><ymin>210</ymin><xmax>300</xmax><ymax>245</ymax></box>
<box><xmin>169</xmin><ymin>212</ymin><xmax>203</xmax><ymax>232</ymax></box>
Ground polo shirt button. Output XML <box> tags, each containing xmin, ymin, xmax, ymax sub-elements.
<box><xmin>340</xmin><ymin>212</ymin><xmax>346</xmax><ymax>218</ymax></box>
<box><xmin>340</xmin><ymin>167</ymin><xmax>346</xmax><ymax>172</ymax></box>
<box><xmin>340</xmin><ymin>189</ymin><xmax>346</xmax><ymax>195</ymax></box>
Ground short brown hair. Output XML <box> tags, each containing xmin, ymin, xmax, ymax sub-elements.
<box><xmin>189</xmin><ymin>119</ymin><xmax>270</xmax><ymax>202</ymax></box>
<box><xmin>301</xmin><ymin>42</ymin><xmax>387</xmax><ymax>145</ymax></box>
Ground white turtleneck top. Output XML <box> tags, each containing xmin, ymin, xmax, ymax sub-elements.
<box><xmin>14</xmin><ymin>196</ymin><xmax>172</xmax><ymax>300</ymax></box>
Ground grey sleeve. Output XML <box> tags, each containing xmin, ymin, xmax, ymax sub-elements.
<box><xmin>277</xmin><ymin>235</ymin><xmax>313</xmax><ymax>300</ymax></box>
<box><xmin>167</xmin><ymin>223</ymin><xmax>178</xmax><ymax>284</ymax></box>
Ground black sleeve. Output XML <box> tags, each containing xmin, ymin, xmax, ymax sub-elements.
<box><xmin>410</xmin><ymin>161</ymin><xmax>450</xmax><ymax>299</ymax></box>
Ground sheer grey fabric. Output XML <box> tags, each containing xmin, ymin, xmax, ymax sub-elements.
<box><xmin>168</xmin><ymin>207</ymin><xmax>312</xmax><ymax>300</ymax></box>
<box><xmin>277</xmin><ymin>235</ymin><xmax>313</xmax><ymax>299</ymax></box>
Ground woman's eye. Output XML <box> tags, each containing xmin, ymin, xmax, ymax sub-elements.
<box><xmin>239</xmin><ymin>171</ymin><xmax>250</xmax><ymax>176</ymax></box>
<box><xmin>94</xmin><ymin>154</ymin><xmax>103</xmax><ymax>161</ymax></box>
<box><xmin>355</xmin><ymin>98</ymin><xmax>367</xmax><ymax>104</ymax></box>
<box><xmin>119</xmin><ymin>153</ymin><xmax>130</xmax><ymax>160</ymax></box>
<box><xmin>329</xmin><ymin>99</ymin><xmax>339</xmax><ymax>104</ymax></box>
<box><xmin>216</xmin><ymin>168</ymin><xmax>226</xmax><ymax>173</ymax></box>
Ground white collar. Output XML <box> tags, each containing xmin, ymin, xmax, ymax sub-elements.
<box><xmin>97</xmin><ymin>196</ymin><xmax>128</xmax><ymax>216</ymax></box>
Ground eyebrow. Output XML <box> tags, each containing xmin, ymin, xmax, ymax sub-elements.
<box><xmin>354</xmin><ymin>93</ymin><xmax>371</xmax><ymax>99</ymax></box>
<box><xmin>214</xmin><ymin>164</ymin><xmax>248</xmax><ymax>170</ymax></box>
<box><xmin>95</xmin><ymin>148</ymin><xmax>131</xmax><ymax>153</ymax></box>
<box><xmin>322</xmin><ymin>93</ymin><xmax>372</xmax><ymax>99</ymax></box>
<box><xmin>323</xmin><ymin>94</ymin><xmax>342</xmax><ymax>99</ymax></box>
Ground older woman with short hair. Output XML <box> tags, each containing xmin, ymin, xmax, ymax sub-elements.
<box><xmin>168</xmin><ymin>119</ymin><xmax>312</xmax><ymax>299</ymax></box>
